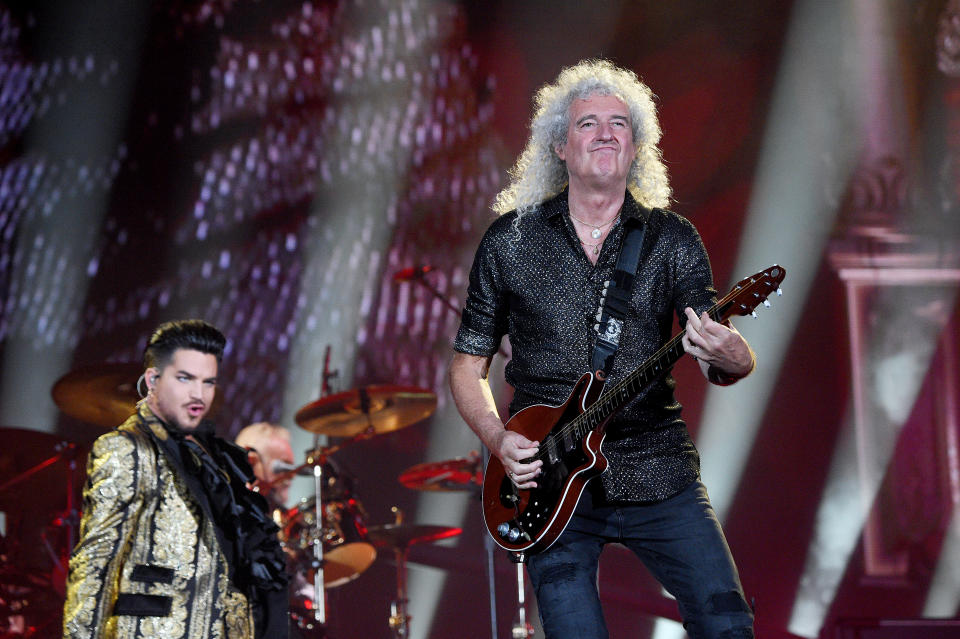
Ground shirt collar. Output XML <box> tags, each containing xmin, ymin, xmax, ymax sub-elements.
<box><xmin>540</xmin><ymin>186</ymin><xmax>650</xmax><ymax>225</ymax></box>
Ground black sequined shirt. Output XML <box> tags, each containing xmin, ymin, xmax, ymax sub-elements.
<box><xmin>454</xmin><ymin>188</ymin><xmax>717</xmax><ymax>503</ymax></box>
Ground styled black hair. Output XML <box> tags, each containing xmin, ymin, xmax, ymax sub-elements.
<box><xmin>143</xmin><ymin>319</ymin><xmax>227</xmax><ymax>371</ymax></box>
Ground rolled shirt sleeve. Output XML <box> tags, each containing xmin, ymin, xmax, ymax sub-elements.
<box><xmin>454</xmin><ymin>215</ymin><xmax>514</xmax><ymax>357</ymax></box>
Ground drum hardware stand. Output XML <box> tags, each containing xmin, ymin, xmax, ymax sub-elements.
<box><xmin>301</xmin><ymin>376</ymin><xmax>381</xmax><ymax>628</ymax></box>
<box><xmin>310</xmin><ymin>457</ymin><xmax>328</xmax><ymax>627</ymax></box>
<box><xmin>280</xmin><ymin>434</ymin><xmax>373</xmax><ymax>629</ymax></box>
<box><xmin>386</xmin><ymin>507</ymin><xmax>410</xmax><ymax>639</ymax></box>
<box><xmin>321</xmin><ymin>344</ymin><xmax>339</xmax><ymax>398</ymax></box>
<box><xmin>0</xmin><ymin>440</ymin><xmax>82</xmax><ymax>579</ymax></box>
<box><xmin>397</xmin><ymin>265</ymin><xmax>504</xmax><ymax>639</ymax></box>
<box><xmin>508</xmin><ymin>552</ymin><xmax>534</xmax><ymax>639</ymax></box>
<box><xmin>309</xmin><ymin>346</ymin><xmax>338</xmax><ymax>629</ymax></box>
<box><xmin>480</xmin><ymin>447</ymin><xmax>499</xmax><ymax>639</ymax></box>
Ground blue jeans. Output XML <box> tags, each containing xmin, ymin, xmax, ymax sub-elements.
<box><xmin>525</xmin><ymin>479</ymin><xmax>754</xmax><ymax>639</ymax></box>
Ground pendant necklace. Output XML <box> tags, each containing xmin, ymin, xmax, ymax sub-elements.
<box><xmin>580</xmin><ymin>239</ymin><xmax>602</xmax><ymax>255</ymax></box>
<box><xmin>569</xmin><ymin>211</ymin><xmax>619</xmax><ymax>239</ymax></box>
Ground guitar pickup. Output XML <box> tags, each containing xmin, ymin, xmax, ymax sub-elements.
<box><xmin>545</xmin><ymin>437</ymin><xmax>559</xmax><ymax>464</ymax></box>
<box><xmin>562</xmin><ymin>429</ymin><xmax>575</xmax><ymax>453</ymax></box>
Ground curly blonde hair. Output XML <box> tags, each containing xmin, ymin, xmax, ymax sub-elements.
<box><xmin>493</xmin><ymin>59</ymin><xmax>671</xmax><ymax>216</ymax></box>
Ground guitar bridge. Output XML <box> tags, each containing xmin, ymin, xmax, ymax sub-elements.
<box><xmin>499</xmin><ymin>476</ymin><xmax>520</xmax><ymax>507</ymax></box>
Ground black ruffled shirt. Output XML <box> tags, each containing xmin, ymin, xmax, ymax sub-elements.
<box><xmin>454</xmin><ymin>189</ymin><xmax>717</xmax><ymax>503</ymax></box>
<box><xmin>138</xmin><ymin>405</ymin><xmax>289</xmax><ymax>637</ymax></box>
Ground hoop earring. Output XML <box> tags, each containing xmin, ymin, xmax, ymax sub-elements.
<box><xmin>136</xmin><ymin>374</ymin><xmax>147</xmax><ymax>399</ymax></box>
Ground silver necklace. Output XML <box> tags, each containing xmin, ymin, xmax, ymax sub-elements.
<box><xmin>569</xmin><ymin>212</ymin><xmax>619</xmax><ymax>239</ymax></box>
<box><xmin>579</xmin><ymin>238</ymin><xmax>602</xmax><ymax>256</ymax></box>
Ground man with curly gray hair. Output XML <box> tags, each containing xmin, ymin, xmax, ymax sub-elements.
<box><xmin>450</xmin><ymin>59</ymin><xmax>756</xmax><ymax>638</ymax></box>
<box><xmin>493</xmin><ymin>59</ymin><xmax>671</xmax><ymax>217</ymax></box>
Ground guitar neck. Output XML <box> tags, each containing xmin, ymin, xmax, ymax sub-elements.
<box><xmin>581</xmin><ymin>295</ymin><xmax>737</xmax><ymax>429</ymax></box>
<box><xmin>560</xmin><ymin>263</ymin><xmax>785</xmax><ymax>444</ymax></box>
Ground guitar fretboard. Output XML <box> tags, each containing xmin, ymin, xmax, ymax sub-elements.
<box><xmin>539</xmin><ymin>295</ymin><xmax>742</xmax><ymax>457</ymax></box>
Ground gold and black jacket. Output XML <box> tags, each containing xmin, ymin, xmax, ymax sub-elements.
<box><xmin>63</xmin><ymin>403</ymin><xmax>287</xmax><ymax>638</ymax></box>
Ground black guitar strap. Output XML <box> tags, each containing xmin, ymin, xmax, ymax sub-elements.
<box><xmin>590</xmin><ymin>217</ymin><xmax>647</xmax><ymax>378</ymax></box>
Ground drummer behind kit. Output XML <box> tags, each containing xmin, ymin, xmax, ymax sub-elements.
<box><xmin>277</xmin><ymin>382</ymin><xmax>467</xmax><ymax>638</ymax></box>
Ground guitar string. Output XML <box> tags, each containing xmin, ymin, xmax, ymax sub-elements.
<box><xmin>530</xmin><ymin>332</ymin><xmax>684</xmax><ymax>463</ymax></box>
<box><xmin>529</xmin><ymin>322</ymin><xmax>691</xmax><ymax>463</ymax></box>
<box><xmin>538</xmin><ymin>272</ymin><xmax>779</xmax><ymax>453</ymax></box>
<box><xmin>527</xmin><ymin>279</ymin><xmax>771</xmax><ymax>465</ymax></box>
<box><xmin>504</xmin><ymin>272</ymin><xmax>780</xmax><ymax>543</ymax></box>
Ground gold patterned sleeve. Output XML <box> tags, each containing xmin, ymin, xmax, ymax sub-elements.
<box><xmin>63</xmin><ymin>430</ymin><xmax>146</xmax><ymax>639</ymax></box>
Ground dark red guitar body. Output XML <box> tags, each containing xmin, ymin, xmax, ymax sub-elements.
<box><xmin>482</xmin><ymin>371</ymin><xmax>609</xmax><ymax>554</ymax></box>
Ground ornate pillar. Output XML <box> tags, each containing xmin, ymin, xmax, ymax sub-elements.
<box><xmin>828</xmin><ymin>0</ymin><xmax>960</xmax><ymax>580</ymax></box>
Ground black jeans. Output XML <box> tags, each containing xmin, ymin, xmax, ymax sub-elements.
<box><xmin>525</xmin><ymin>479</ymin><xmax>754</xmax><ymax>639</ymax></box>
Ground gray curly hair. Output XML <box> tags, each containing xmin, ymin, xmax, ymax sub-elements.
<box><xmin>493</xmin><ymin>59</ymin><xmax>671</xmax><ymax>216</ymax></box>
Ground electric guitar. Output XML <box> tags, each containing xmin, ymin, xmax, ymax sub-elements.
<box><xmin>482</xmin><ymin>264</ymin><xmax>786</xmax><ymax>554</ymax></box>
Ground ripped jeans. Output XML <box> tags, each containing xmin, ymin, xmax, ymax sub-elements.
<box><xmin>525</xmin><ymin>479</ymin><xmax>754</xmax><ymax>639</ymax></box>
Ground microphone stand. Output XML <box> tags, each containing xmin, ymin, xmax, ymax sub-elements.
<box><xmin>402</xmin><ymin>267</ymin><xmax>461</xmax><ymax>316</ymax></box>
<box><xmin>395</xmin><ymin>265</ymin><xmax>506</xmax><ymax>639</ymax></box>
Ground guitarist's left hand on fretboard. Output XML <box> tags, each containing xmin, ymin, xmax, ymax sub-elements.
<box><xmin>681</xmin><ymin>307</ymin><xmax>755</xmax><ymax>383</ymax></box>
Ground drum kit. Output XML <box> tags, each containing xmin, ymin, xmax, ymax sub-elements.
<box><xmin>267</xmin><ymin>379</ymin><xmax>532</xmax><ymax>639</ymax></box>
<box><xmin>273</xmin><ymin>381</ymin><xmax>473</xmax><ymax>638</ymax></box>
<box><xmin>1</xmin><ymin>264</ymin><xmax>531</xmax><ymax>638</ymax></box>
<box><xmin>0</xmin><ymin>360</ymin><xmax>482</xmax><ymax>638</ymax></box>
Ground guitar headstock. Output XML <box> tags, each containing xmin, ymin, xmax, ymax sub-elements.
<box><xmin>720</xmin><ymin>265</ymin><xmax>786</xmax><ymax>320</ymax></box>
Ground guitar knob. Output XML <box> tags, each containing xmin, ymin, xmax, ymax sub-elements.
<box><xmin>507</xmin><ymin>527</ymin><xmax>521</xmax><ymax>542</ymax></box>
<box><xmin>497</xmin><ymin>523</ymin><xmax>510</xmax><ymax>538</ymax></box>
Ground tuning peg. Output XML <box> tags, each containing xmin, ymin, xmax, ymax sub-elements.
<box><xmin>751</xmin><ymin>311</ymin><xmax>758</xmax><ymax>318</ymax></box>
<box><xmin>777</xmin><ymin>288</ymin><xmax>782</xmax><ymax>296</ymax></box>
<box><xmin>763</xmin><ymin>300</ymin><xmax>771</xmax><ymax>308</ymax></box>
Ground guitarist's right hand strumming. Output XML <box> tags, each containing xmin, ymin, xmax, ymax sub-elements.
<box><xmin>448</xmin><ymin>352</ymin><xmax>544</xmax><ymax>490</ymax></box>
<box><xmin>495</xmin><ymin>430</ymin><xmax>542</xmax><ymax>490</ymax></box>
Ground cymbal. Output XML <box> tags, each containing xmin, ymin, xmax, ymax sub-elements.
<box><xmin>322</xmin><ymin>542</ymin><xmax>377</xmax><ymax>588</ymax></box>
<box><xmin>295</xmin><ymin>385</ymin><xmax>437</xmax><ymax>437</ymax></box>
<box><xmin>51</xmin><ymin>362</ymin><xmax>223</xmax><ymax>429</ymax></box>
<box><xmin>286</xmin><ymin>541</ymin><xmax>378</xmax><ymax>588</ymax></box>
<box><xmin>398</xmin><ymin>457</ymin><xmax>482</xmax><ymax>492</ymax></box>
<box><xmin>0</xmin><ymin>566</ymin><xmax>52</xmax><ymax>592</ymax></box>
<box><xmin>51</xmin><ymin>362</ymin><xmax>142</xmax><ymax>429</ymax></box>
<box><xmin>366</xmin><ymin>523</ymin><xmax>461</xmax><ymax>549</ymax></box>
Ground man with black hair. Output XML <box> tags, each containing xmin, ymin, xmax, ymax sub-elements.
<box><xmin>64</xmin><ymin>319</ymin><xmax>288</xmax><ymax>639</ymax></box>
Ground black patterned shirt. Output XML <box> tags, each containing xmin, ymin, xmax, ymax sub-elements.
<box><xmin>453</xmin><ymin>188</ymin><xmax>717</xmax><ymax>502</ymax></box>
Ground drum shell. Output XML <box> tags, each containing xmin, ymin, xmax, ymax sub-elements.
<box><xmin>281</xmin><ymin>496</ymin><xmax>375</xmax><ymax>589</ymax></box>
